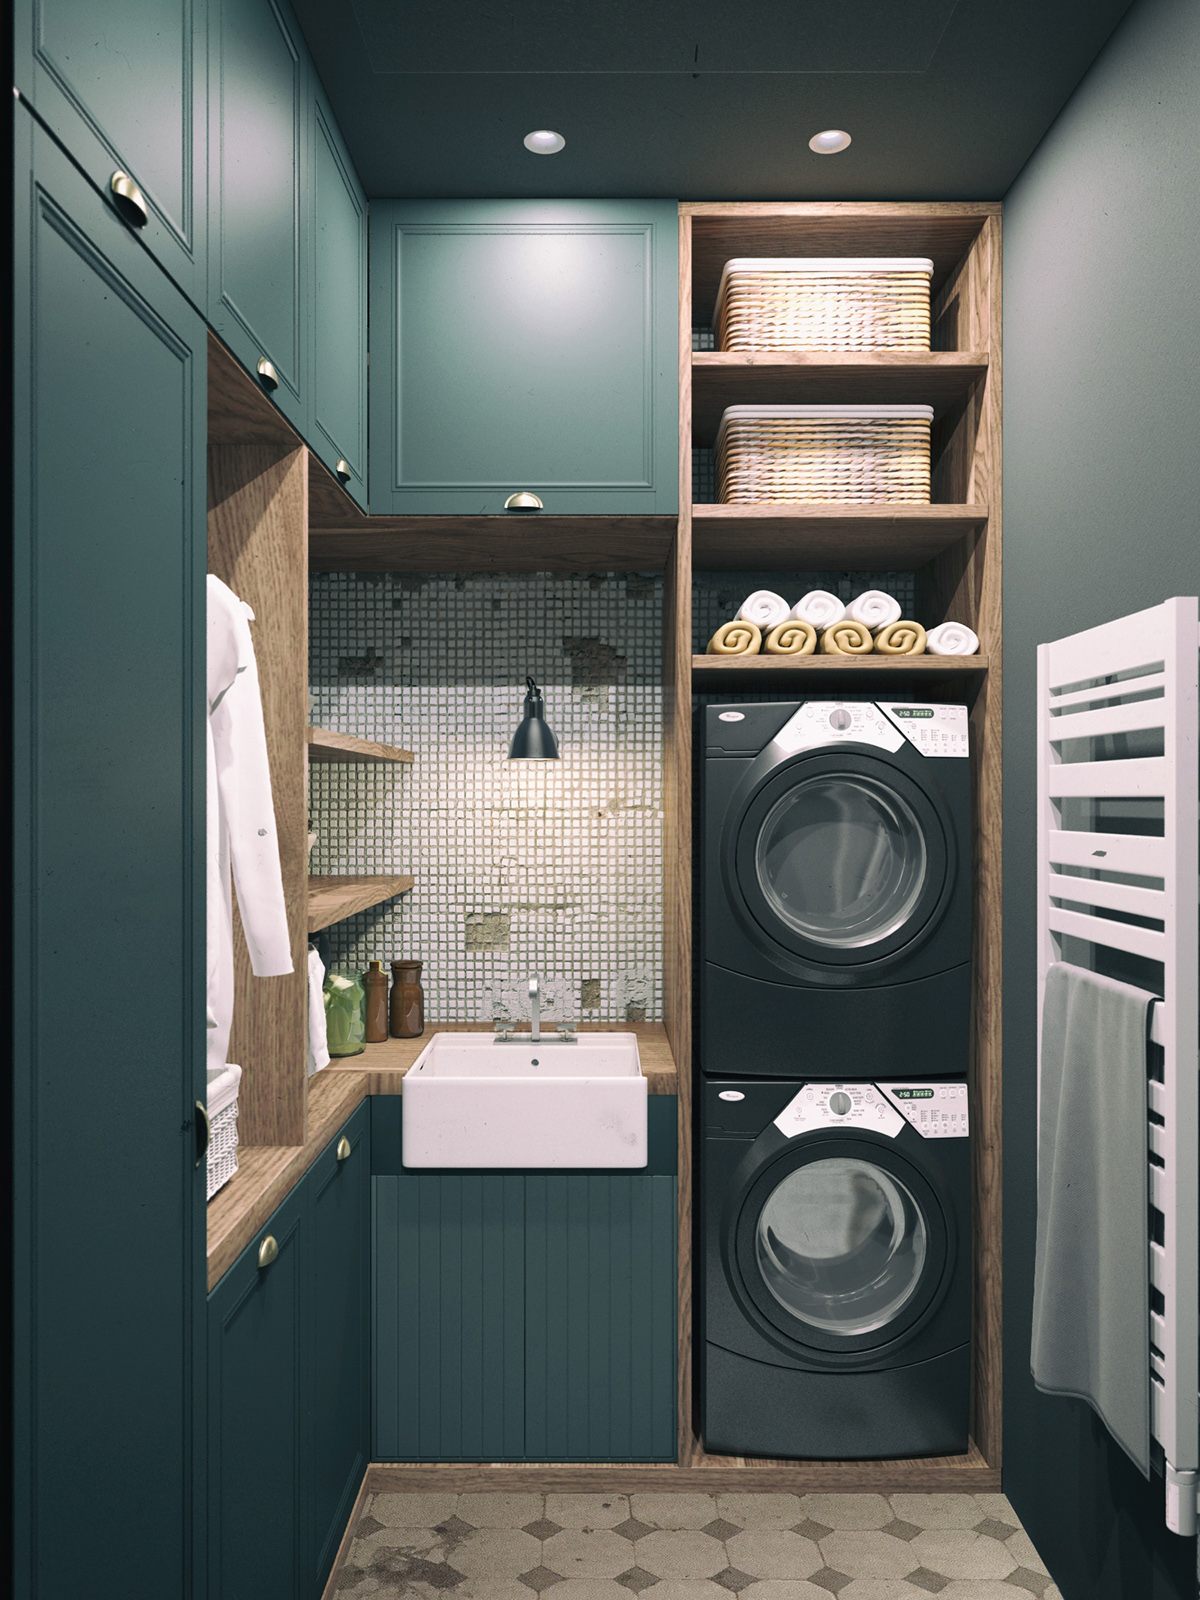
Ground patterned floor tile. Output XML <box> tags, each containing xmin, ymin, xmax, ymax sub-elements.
<box><xmin>651</xmin><ymin>1585</ymin><xmax>743</xmax><ymax>1600</ymax></box>
<box><xmin>614</xmin><ymin>1517</ymin><xmax>658</xmax><ymax>1542</ymax></box>
<box><xmin>703</xmin><ymin>1517</ymin><xmax>744</xmax><ymax>1542</ymax></box>
<box><xmin>818</xmin><ymin>1530</ymin><xmax>919</xmax><ymax>1579</ymax></box>
<box><xmin>808</xmin><ymin>1571</ymin><xmax>855</xmax><ymax>1596</ymax></box>
<box><xmin>548</xmin><ymin>1495</ymin><xmax>633</xmax><ymax>1530</ymax></box>
<box><xmin>881</xmin><ymin>1520</ymin><xmax>923</xmax><ymax>1544</ymax></box>
<box><xmin>615</xmin><ymin>1566</ymin><xmax>659</xmax><ymax>1593</ymax></box>
<box><xmin>739</xmin><ymin>1584</ymin><xmax>837</xmax><ymax>1600</ymax></box>
<box><xmin>632</xmin><ymin>1494</ymin><xmax>720</xmax><ymax>1530</ymax></box>
<box><xmin>525</xmin><ymin>1518</ymin><xmax>567</xmax><ymax>1540</ymax></box>
<box><xmin>543</xmin><ymin>1530</ymin><xmax>638</xmax><ymax>1580</ymax></box>
<box><xmin>1003</xmin><ymin>1571</ymin><xmax>1054</xmax><ymax>1597</ymax></box>
<box><xmin>936</xmin><ymin>1585</ymin><xmax>1043</xmax><ymax>1600</ymax></box>
<box><xmin>1001</xmin><ymin>1532</ymin><xmax>1048</xmax><ymax>1573</ymax></box>
<box><xmin>908</xmin><ymin>1531</ymin><xmax>1016</xmax><ymax>1582</ymax></box>
<box><xmin>725</xmin><ymin>1530</ymin><xmax>823</xmax><ymax>1581</ymax></box>
<box><xmin>370</xmin><ymin>1492</ymin><xmax>460</xmax><ymax>1529</ymax></box>
<box><xmin>717</xmin><ymin>1494</ymin><xmax>804</xmax><ymax>1530</ymax></box>
<box><xmin>972</xmin><ymin>1520</ymin><xmax>1016</xmax><ymax>1542</ymax></box>
<box><xmin>836</xmin><ymin>1583</ymin><xmax>930</xmax><ymax>1600</ymax></box>
<box><xmin>453</xmin><ymin>1527</ymin><xmax>542</xmax><ymax>1579</ymax></box>
<box><xmin>634</xmin><ymin>1528</ymin><xmax>728</xmax><ymax>1579</ymax></box>
<box><xmin>459</xmin><ymin>1493</ymin><xmax>545</xmax><ymax>1529</ymax></box>
<box><xmin>519</xmin><ymin>1565</ymin><xmax>565</xmax><ymax>1593</ymax></box>
<box><xmin>890</xmin><ymin>1497</ymin><xmax>987</xmax><ymax>1531</ymax></box>
<box><xmin>712</xmin><ymin>1568</ymin><xmax>757</xmax><ymax>1592</ymax></box>
<box><xmin>546</xmin><ymin>1582</ymin><xmax>638</xmax><ymax>1600</ymax></box>
<box><xmin>907</xmin><ymin>1571</ymin><xmax>950</xmax><ymax>1594</ymax></box>
<box><xmin>800</xmin><ymin>1496</ymin><xmax>894</xmax><ymax>1531</ymax></box>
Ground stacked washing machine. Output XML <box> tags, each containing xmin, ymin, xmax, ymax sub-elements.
<box><xmin>697</xmin><ymin>698</ymin><xmax>974</xmax><ymax>1459</ymax></box>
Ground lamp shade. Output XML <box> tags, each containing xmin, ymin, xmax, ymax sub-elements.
<box><xmin>508</xmin><ymin>677</ymin><xmax>560</xmax><ymax>760</ymax></box>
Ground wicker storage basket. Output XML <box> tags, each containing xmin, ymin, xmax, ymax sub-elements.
<box><xmin>206</xmin><ymin>1063</ymin><xmax>242</xmax><ymax>1202</ymax></box>
<box><xmin>716</xmin><ymin>405</ymin><xmax>933</xmax><ymax>505</ymax></box>
<box><xmin>715</xmin><ymin>257</ymin><xmax>934</xmax><ymax>352</ymax></box>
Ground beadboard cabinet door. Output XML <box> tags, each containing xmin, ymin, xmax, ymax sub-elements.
<box><xmin>369</xmin><ymin>200</ymin><xmax>679</xmax><ymax>514</ymax></box>
<box><xmin>309</xmin><ymin>83</ymin><xmax>368</xmax><ymax>509</ymax></box>
<box><xmin>207</xmin><ymin>0</ymin><xmax>309</xmax><ymax>433</ymax></box>
<box><xmin>12</xmin><ymin>109</ymin><xmax>207</xmax><ymax>1599</ymax></box>
<box><xmin>14</xmin><ymin>0</ymin><xmax>208</xmax><ymax>306</ymax></box>
<box><xmin>308</xmin><ymin>1102</ymin><xmax>371</xmax><ymax>1591</ymax></box>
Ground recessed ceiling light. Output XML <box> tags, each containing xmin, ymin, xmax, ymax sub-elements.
<box><xmin>809</xmin><ymin>129</ymin><xmax>852</xmax><ymax>155</ymax></box>
<box><xmin>523</xmin><ymin>129</ymin><xmax>566</xmax><ymax>155</ymax></box>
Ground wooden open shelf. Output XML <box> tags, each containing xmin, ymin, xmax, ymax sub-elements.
<box><xmin>691</xmin><ymin>501</ymin><xmax>987</xmax><ymax>570</ymax></box>
<box><xmin>693</xmin><ymin>652</ymin><xmax>988</xmax><ymax>687</ymax></box>
<box><xmin>307</xmin><ymin>874</ymin><xmax>415</xmax><ymax>933</ymax></box>
<box><xmin>691</xmin><ymin>351</ymin><xmax>987</xmax><ymax>444</ymax></box>
<box><xmin>307</xmin><ymin>726</ymin><xmax>414</xmax><ymax>765</ymax></box>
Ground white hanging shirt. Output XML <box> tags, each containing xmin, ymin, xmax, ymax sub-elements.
<box><xmin>207</xmin><ymin>575</ymin><xmax>293</xmax><ymax>1074</ymax></box>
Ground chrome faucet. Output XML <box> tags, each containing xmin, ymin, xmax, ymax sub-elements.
<box><xmin>529</xmin><ymin>975</ymin><xmax>541</xmax><ymax>1043</ymax></box>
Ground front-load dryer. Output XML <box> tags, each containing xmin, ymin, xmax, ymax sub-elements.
<box><xmin>699</xmin><ymin>1075</ymin><xmax>971</xmax><ymax>1459</ymax></box>
<box><xmin>701</xmin><ymin>699</ymin><xmax>972</xmax><ymax>1075</ymax></box>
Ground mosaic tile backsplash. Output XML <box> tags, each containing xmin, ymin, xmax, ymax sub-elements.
<box><xmin>309</xmin><ymin>572</ymin><xmax>663</xmax><ymax>1025</ymax></box>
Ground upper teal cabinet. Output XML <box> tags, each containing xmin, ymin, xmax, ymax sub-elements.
<box><xmin>369</xmin><ymin>200</ymin><xmax>679</xmax><ymax>515</ymax></box>
<box><xmin>14</xmin><ymin>0</ymin><xmax>208</xmax><ymax>306</ymax></box>
<box><xmin>208</xmin><ymin>0</ymin><xmax>309</xmax><ymax>433</ymax></box>
<box><xmin>309</xmin><ymin>84</ymin><xmax>368</xmax><ymax>509</ymax></box>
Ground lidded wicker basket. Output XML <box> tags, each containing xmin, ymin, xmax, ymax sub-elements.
<box><xmin>715</xmin><ymin>257</ymin><xmax>934</xmax><ymax>352</ymax></box>
<box><xmin>716</xmin><ymin>405</ymin><xmax>934</xmax><ymax>505</ymax></box>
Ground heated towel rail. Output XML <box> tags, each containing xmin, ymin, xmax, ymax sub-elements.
<box><xmin>1037</xmin><ymin>596</ymin><xmax>1199</xmax><ymax>1534</ymax></box>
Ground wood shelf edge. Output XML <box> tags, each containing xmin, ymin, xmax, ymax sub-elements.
<box><xmin>307</xmin><ymin>874</ymin><xmax>416</xmax><ymax>933</ymax></box>
<box><xmin>307</xmin><ymin>726</ymin><xmax>414</xmax><ymax>765</ymax></box>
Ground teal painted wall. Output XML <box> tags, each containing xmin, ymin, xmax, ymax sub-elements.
<box><xmin>1002</xmin><ymin>2</ymin><xmax>1200</xmax><ymax>1595</ymax></box>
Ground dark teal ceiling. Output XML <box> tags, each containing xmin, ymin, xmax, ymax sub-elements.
<box><xmin>294</xmin><ymin>0</ymin><xmax>1134</xmax><ymax>198</ymax></box>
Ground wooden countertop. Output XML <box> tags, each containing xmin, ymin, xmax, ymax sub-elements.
<box><xmin>207</xmin><ymin>1023</ymin><xmax>677</xmax><ymax>1289</ymax></box>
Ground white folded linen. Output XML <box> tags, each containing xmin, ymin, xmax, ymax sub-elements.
<box><xmin>846</xmin><ymin>589</ymin><xmax>902</xmax><ymax>632</ymax></box>
<box><xmin>738</xmin><ymin>589</ymin><xmax>791</xmax><ymax>629</ymax></box>
<box><xmin>307</xmin><ymin>944</ymin><xmax>330</xmax><ymax>1074</ymax></box>
<box><xmin>926</xmin><ymin>621</ymin><xmax>981</xmax><ymax>656</ymax></box>
<box><xmin>790</xmin><ymin>589</ymin><xmax>846</xmax><ymax>629</ymax></box>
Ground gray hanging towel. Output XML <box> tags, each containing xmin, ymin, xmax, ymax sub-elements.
<box><xmin>1031</xmin><ymin>961</ymin><xmax>1155</xmax><ymax>1475</ymax></box>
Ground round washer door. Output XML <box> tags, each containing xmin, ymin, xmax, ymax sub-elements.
<box><xmin>733</xmin><ymin>750</ymin><xmax>953</xmax><ymax>968</ymax></box>
<box><xmin>733</xmin><ymin>1134</ymin><xmax>952</xmax><ymax>1358</ymax></box>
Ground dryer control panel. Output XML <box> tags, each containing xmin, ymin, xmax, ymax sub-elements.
<box><xmin>880</xmin><ymin>702</ymin><xmax>970</xmax><ymax>758</ymax></box>
<box><xmin>772</xmin><ymin>701</ymin><xmax>905</xmax><ymax>755</ymax></box>
<box><xmin>773</xmin><ymin>1081</ymin><xmax>969</xmax><ymax>1140</ymax></box>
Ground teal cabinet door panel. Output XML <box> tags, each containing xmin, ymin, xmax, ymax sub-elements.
<box><xmin>12</xmin><ymin>109</ymin><xmax>207</xmax><ymax>1597</ymax></box>
<box><xmin>310</xmin><ymin>86</ymin><xmax>368</xmax><ymax>508</ymax></box>
<box><xmin>374</xmin><ymin>1172</ymin><xmax>526</xmax><ymax>1460</ymax></box>
<box><xmin>208</xmin><ymin>0</ymin><xmax>308</xmax><ymax>429</ymax></box>
<box><xmin>308</xmin><ymin>1102</ymin><xmax>371</xmax><ymax>1590</ymax></box>
<box><xmin>370</xmin><ymin>200</ymin><xmax>679</xmax><ymax>514</ymax></box>
<box><xmin>209</xmin><ymin>1188</ymin><xmax>306</xmax><ymax>1600</ymax></box>
<box><xmin>14</xmin><ymin>0</ymin><xmax>207</xmax><ymax>305</ymax></box>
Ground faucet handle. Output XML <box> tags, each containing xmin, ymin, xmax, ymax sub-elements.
<box><xmin>493</xmin><ymin>1017</ymin><xmax>514</xmax><ymax>1041</ymax></box>
<box><xmin>556</xmin><ymin>1019</ymin><xmax>577</xmax><ymax>1042</ymax></box>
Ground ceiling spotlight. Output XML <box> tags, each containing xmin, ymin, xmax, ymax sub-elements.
<box><xmin>523</xmin><ymin>129</ymin><xmax>566</xmax><ymax>155</ymax></box>
<box><xmin>809</xmin><ymin>129</ymin><xmax>852</xmax><ymax>155</ymax></box>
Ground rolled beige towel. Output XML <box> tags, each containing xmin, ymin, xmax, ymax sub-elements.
<box><xmin>820</xmin><ymin>619</ymin><xmax>873</xmax><ymax>655</ymax></box>
<box><xmin>708</xmin><ymin>619</ymin><xmax>762</xmax><ymax>656</ymax></box>
<box><xmin>873</xmin><ymin>620</ymin><xmax>928</xmax><ymax>656</ymax></box>
<box><xmin>764</xmin><ymin>619</ymin><xmax>817</xmax><ymax>656</ymax></box>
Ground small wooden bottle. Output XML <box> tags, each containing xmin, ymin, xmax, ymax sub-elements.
<box><xmin>363</xmin><ymin>959</ymin><xmax>389</xmax><ymax>1043</ymax></box>
<box><xmin>390</xmin><ymin>960</ymin><xmax>424</xmax><ymax>1039</ymax></box>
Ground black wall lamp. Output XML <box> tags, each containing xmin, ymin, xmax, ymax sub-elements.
<box><xmin>508</xmin><ymin>677</ymin><xmax>560</xmax><ymax>760</ymax></box>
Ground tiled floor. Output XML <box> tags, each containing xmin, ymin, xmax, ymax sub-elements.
<box><xmin>330</xmin><ymin>1490</ymin><xmax>1061</xmax><ymax>1600</ymax></box>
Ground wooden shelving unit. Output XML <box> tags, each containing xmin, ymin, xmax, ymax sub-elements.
<box><xmin>691</xmin><ymin>501</ymin><xmax>987</xmax><ymax>569</ymax></box>
<box><xmin>307</xmin><ymin>726</ymin><xmax>414</xmax><ymax>765</ymax></box>
<box><xmin>692</xmin><ymin>652</ymin><xmax>989</xmax><ymax>687</ymax></box>
<box><xmin>307</xmin><ymin>875</ymin><xmax>415</xmax><ymax>933</ymax></box>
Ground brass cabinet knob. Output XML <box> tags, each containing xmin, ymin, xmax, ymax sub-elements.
<box><xmin>335</xmin><ymin>458</ymin><xmax>352</xmax><ymax>484</ymax></box>
<box><xmin>256</xmin><ymin>356</ymin><xmax>279</xmax><ymax>390</ymax></box>
<box><xmin>257</xmin><ymin>1235</ymin><xmax>279</xmax><ymax>1270</ymax></box>
<box><xmin>194</xmin><ymin>1100</ymin><xmax>211</xmax><ymax>1168</ymax></box>
<box><xmin>504</xmin><ymin>491</ymin><xmax>543</xmax><ymax>512</ymax></box>
<box><xmin>109</xmin><ymin>170</ymin><xmax>149</xmax><ymax>227</ymax></box>
<box><xmin>336</xmin><ymin>1135</ymin><xmax>352</xmax><ymax>1162</ymax></box>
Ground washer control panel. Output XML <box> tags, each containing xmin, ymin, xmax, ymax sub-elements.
<box><xmin>879</xmin><ymin>702</ymin><xmax>969</xmax><ymax>759</ymax></box>
<box><xmin>772</xmin><ymin>701</ymin><xmax>905</xmax><ymax>756</ymax></box>
<box><xmin>774</xmin><ymin>1081</ymin><xmax>969</xmax><ymax>1140</ymax></box>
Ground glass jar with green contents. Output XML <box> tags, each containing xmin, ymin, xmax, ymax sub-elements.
<box><xmin>323</xmin><ymin>967</ymin><xmax>366</xmax><ymax>1057</ymax></box>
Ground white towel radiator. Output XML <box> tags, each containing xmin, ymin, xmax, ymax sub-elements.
<box><xmin>1037</xmin><ymin>596</ymin><xmax>1200</xmax><ymax>1534</ymax></box>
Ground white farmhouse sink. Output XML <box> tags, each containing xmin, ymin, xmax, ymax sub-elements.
<box><xmin>401</xmin><ymin>1032</ymin><xmax>647</xmax><ymax>1169</ymax></box>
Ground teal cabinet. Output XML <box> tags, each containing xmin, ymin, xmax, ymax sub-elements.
<box><xmin>209</xmin><ymin>1187</ymin><xmax>306</xmax><ymax>1600</ymax></box>
<box><xmin>207</xmin><ymin>0</ymin><xmax>309</xmax><ymax>432</ymax></box>
<box><xmin>12</xmin><ymin>109</ymin><xmax>207</xmax><ymax>1598</ymax></box>
<box><xmin>308</xmin><ymin>1103</ymin><xmax>371</xmax><ymax>1590</ymax></box>
<box><xmin>310</xmin><ymin>83</ymin><xmax>368</xmax><ymax>508</ymax></box>
<box><xmin>372</xmin><ymin>1098</ymin><xmax>678</xmax><ymax>1461</ymax></box>
<box><xmin>369</xmin><ymin>200</ymin><xmax>679</xmax><ymax>515</ymax></box>
<box><xmin>14</xmin><ymin>0</ymin><xmax>207</xmax><ymax>306</ymax></box>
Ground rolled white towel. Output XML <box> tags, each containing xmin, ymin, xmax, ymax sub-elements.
<box><xmin>926</xmin><ymin>621</ymin><xmax>981</xmax><ymax>657</ymax></box>
<box><xmin>738</xmin><ymin>589</ymin><xmax>791</xmax><ymax>629</ymax></box>
<box><xmin>790</xmin><ymin>589</ymin><xmax>846</xmax><ymax>630</ymax></box>
<box><xmin>846</xmin><ymin>589</ymin><xmax>902</xmax><ymax>632</ymax></box>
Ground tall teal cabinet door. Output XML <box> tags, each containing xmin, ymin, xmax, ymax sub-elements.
<box><xmin>308</xmin><ymin>1103</ymin><xmax>371</xmax><ymax>1590</ymax></box>
<box><xmin>12</xmin><ymin>110</ymin><xmax>207</xmax><ymax>1599</ymax></box>
<box><xmin>310</xmin><ymin>84</ymin><xmax>368</xmax><ymax>508</ymax></box>
<box><xmin>369</xmin><ymin>200</ymin><xmax>679</xmax><ymax>514</ymax></box>
<box><xmin>14</xmin><ymin>0</ymin><xmax>207</xmax><ymax>305</ymax></box>
<box><xmin>208</xmin><ymin>0</ymin><xmax>309</xmax><ymax>431</ymax></box>
<box><xmin>208</xmin><ymin>1189</ymin><xmax>306</xmax><ymax>1600</ymax></box>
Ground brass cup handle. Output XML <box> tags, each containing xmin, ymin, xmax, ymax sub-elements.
<box><xmin>336</xmin><ymin>1135</ymin><xmax>353</xmax><ymax>1162</ymax></box>
<box><xmin>109</xmin><ymin>170</ymin><xmax>149</xmax><ymax>227</ymax></box>
<box><xmin>335</xmin><ymin>458</ymin><xmax>352</xmax><ymax>484</ymax></box>
<box><xmin>504</xmin><ymin>491</ymin><xmax>543</xmax><ymax>512</ymax></box>
<box><xmin>257</xmin><ymin>1235</ymin><xmax>279</xmax><ymax>1270</ymax></box>
<box><xmin>194</xmin><ymin>1100</ymin><xmax>211</xmax><ymax>1168</ymax></box>
<box><xmin>256</xmin><ymin>356</ymin><xmax>279</xmax><ymax>390</ymax></box>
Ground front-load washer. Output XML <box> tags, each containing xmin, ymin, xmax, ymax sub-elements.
<box><xmin>699</xmin><ymin>1074</ymin><xmax>971</xmax><ymax>1459</ymax></box>
<box><xmin>700</xmin><ymin>699</ymin><xmax>972</xmax><ymax>1075</ymax></box>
